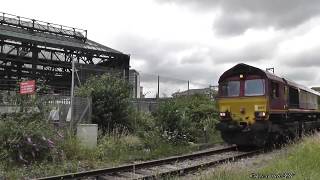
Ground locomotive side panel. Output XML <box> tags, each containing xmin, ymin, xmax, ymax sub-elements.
<box><xmin>269</xmin><ymin>80</ymin><xmax>286</xmax><ymax>111</ymax></box>
<box><xmin>288</xmin><ymin>87</ymin><xmax>299</xmax><ymax>109</ymax></box>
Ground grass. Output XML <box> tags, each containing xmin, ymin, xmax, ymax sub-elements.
<box><xmin>96</xmin><ymin>134</ymin><xmax>202</xmax><ymax>163</ymax></box>
<box><xmin>201</xmin><ymin>133</ymin><xmax>320</xmax><ymax>180</ymax></box>
<box><xmin>0</xmin><ymin>112</ymin><xmax>222</xmax><ymax>180</ymax></box>
<box><xmin>0</xmin><ymin>134</ymin><xmax>215</xmax><ymax>179</ymax></box>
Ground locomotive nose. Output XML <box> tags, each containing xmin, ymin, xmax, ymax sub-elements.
<box><xmin>218</xmin><ymin>97</ymin><xmax>267</xmax><ymax>125</ymax></box>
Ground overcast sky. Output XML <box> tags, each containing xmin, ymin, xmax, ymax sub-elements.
<box><xmin>3</xmin><ymin>0</ymin><xmax>320</xmax><ymax>90</ymax></box>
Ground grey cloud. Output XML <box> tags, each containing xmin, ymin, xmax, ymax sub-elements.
<box><xmin>213</xmin><ymin>13</ymin><xmax>263</xmax><ymax>36</ymax></box>
<box><xmin>181</xmin><ymin>50</ymin><xmax>209</xmax><ymax>65</ymax></box>
<box><xmin>283</xmin><ymin>69</ymin><xmax>318</xmax><ymax>83</ymax></box>
<box><xmin>114</xmin><ymin>34</ymin><xmax>191</xmax><ymax>72</ymax></box>
<box><xmin>156</xmin><ymin>0</ymin><xmax>320</xmax><ymax>36</ymax></box>
<box><xmin>175</xmin><ymin>38</ymin><xmax>278</xmax><ymax>66</ymax></box>
<box><xmin>284</xmin><ymin>47</ymin><xmax>320</xmax><ymax>68</ymax></box>
<box><xmin>113</xmin><ymin>34</ymin><xmax>222</xmax><ymax>84</ymax></box>
<box><xmin>240</xmin><ymin>41</ymin><xmax>277</xmax><ymax>61</ymax></box>
<box><xmin>213</xmin><ymin>39</ymin><xmax>278</xmax><ymax>63</ymax></box>
<box><xmin>139</xmin><ymin>73</ymin><xmax>159</xmax><ymax>83</ymax></box>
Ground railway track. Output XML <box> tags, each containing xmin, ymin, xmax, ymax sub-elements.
<box><xmin>38</xmin><ymin>145</ymin><xmax>262</xmax><ymax>180</ymax></box>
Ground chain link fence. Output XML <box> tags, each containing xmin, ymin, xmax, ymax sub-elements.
<box><xmin>0</xmin><ymin>91</ymin><xmax>92</xmax><ymax>129</ymax></box>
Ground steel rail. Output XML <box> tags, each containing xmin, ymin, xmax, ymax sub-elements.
<box><xmin>140</xmin><ymin>149</ymin><xmax>262</xmax><ymax>180</ymax></box>
<box><xmin>38</xmin><ymin>145</ymin><xmax>238</xmax><ymax>180</ymax></box>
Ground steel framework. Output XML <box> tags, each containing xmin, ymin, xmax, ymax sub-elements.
<box><xmin>0</xmin><ymin>12</ymin><xmax>130</xmax><ymax>93</ymax></box>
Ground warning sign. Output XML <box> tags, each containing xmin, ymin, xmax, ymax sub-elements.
<box><xmin>20</xmin><ymin>80</ymin><xmax>36</xmax><ymax>94</ymax></box>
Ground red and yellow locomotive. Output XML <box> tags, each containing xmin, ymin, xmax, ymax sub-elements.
<box><xmin>216</xmin><ymin>63</ymin><xmax>320</xmax><ymax>146</ymax></box>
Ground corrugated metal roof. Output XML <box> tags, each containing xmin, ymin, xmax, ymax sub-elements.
<box><xmin>285</xmin><ymin>79</ymin><xmax>320</xmax><ymax>96</ymax></box>
<box><xmin>0</xmin><ymin>23</ymin><xmax>124</xmax><ymax>55</ymax></box>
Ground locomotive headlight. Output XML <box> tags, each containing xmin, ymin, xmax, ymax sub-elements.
<box><xmin>259</xmin><ymin>112</ymin><xmax>266</xmax><ymax>117</ymax></box>
<box><xmin>220</xmin><ymin>112</ymin><xmax>226</xmax><ymax>117</ymax></box>
<box><xmin>255</xmin><ymin>111</ymin><xmax>266</xmax><ymax>117</ymax></box>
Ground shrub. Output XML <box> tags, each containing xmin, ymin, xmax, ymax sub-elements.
<box><xmin>154</xmin><ymin>95</ymin><xmax>219</xmax><ymax>144</ymax></box>
<box><xmin>76</xmin><ymin>74</ymin><xmax>132</xmax><ymax>134</ymax></box>
<box><xmin>97</xmin><ymin>135</ymin><xmax>144</xmax><ymax>162</ymax></box>
<box><xmin>0</xmin><ymin>113</ymin><xmax>61</xmax><ymax>164</ymax></box>
<box><xmin>130</xmin><ymin>110</ymin><xmax>156</xmax><ymax>136</ymax></box>
<box><xmin>58</xmin><ymin>134</ymin><xmax>97</xmax><ymax>161</ymax></box>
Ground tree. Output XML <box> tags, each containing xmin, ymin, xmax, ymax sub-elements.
<box><xmin>76</xmin><ymin>74</ymin><xmax>132</xmax><ymax>134</ymax></box>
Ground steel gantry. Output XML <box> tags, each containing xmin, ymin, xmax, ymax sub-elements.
<box><xmin>0</xmin><ymin>12</ymin><xmax>130</xmax><ymax>93</ymax></box>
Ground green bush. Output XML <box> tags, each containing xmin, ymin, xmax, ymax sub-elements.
<box><xmin>0</xmin><ymin>113</ymin><xmax>61</xmax><ymax>164</ymax></box>
<box><xmin>97</xmin><ymin>135</ymin><xmax>144</xmax><ymax>162</ymax></box>
<box><xmin>154</xmin><ymin>95</ymin><xmax>219</xmax><ymax>144</ymax></box>
<box><xmin>130</xmin><ymin>110</ymin><xmax>156</xmax><ymax>136</ymax></box>
<box><xmin>76</xmin><ymin>74</ymin><xmax>132</xmax><ymax>134</ymax></box>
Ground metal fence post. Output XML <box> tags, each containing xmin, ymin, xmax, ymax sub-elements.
<box><xmin>157</xmin><ymin>75</ymin><xmax>160</xmax><ymax>99</ymax></box>
<box><xmin>70</xmin><ymin>58</ymin><xmax>75</xmax><ymax>130</ymax></box>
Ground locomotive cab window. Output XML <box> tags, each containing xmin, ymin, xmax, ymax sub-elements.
<box><xmin>271</xmin><ymin>81</ymin><xmax>279</xmax><ymax>99</ymax></box>
<box><xmin>220</xmin><ymin>81</ymin><xmax>240</xmax><ymax>97</ymax></box>
<box><xmin>244</xmin><ymin>79</ymin><xmax>265</xmax><ymax>96</ymax></box>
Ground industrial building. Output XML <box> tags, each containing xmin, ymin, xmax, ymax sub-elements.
<box><xmin>0</xmin><ymin>12</ymin><xmax>130</xmax><ymax>94</ymax></box>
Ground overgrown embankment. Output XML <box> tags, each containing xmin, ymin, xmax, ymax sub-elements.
<box><xmin>0</xmin><ymin>74</ymin><xmax>221</xmax><ymax>179</ymax></box>
<box><xmin>201</xmin><ymin>134</ymin><xmax>320</xmax><ymax>180</ymax></box>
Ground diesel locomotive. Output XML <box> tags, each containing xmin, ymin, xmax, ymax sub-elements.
<box><xmin>216</xmin><ymin>63</ymin><xmax>320</xmax><ymax>147</ymax></box>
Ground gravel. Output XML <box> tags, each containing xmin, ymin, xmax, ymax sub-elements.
<box><xmin>180</xmin><ymin>145</ymin><xmax>291</xmax><ymax>180</ymax></box>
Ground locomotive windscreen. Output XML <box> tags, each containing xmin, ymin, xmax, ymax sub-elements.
<box><xmin>245</xmin><ymin>79</ymin><xmax>265</xmax><ymax>96</ymax></box>
<box><xmin>220</xmin><ymin>81</ymin><xmax>240</xmax><ymax>97</ymax></box>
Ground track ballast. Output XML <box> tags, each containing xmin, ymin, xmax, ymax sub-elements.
<box><xmin>38</xmin><ymin>145</ymin><xmax>262</xmax><ymax>180</ymax></box>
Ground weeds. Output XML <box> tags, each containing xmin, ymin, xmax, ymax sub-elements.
<box><xmin>0</xmin><ymin>112</ymin><xmax>61</xmax><ymax>165</ymax></box>
<box><xmin>0</xmin><ymin>83</ymin><xmax>222</xmax><ymax>179</ymax></box>
<box><xmin>202</xmin><ymin>134</ymin><xmax>320</xmax><ymax>180</ymax></box>
<box><xmin>154</xmin><ymin>95</ymin><xmax>219</xmax><ymax>144</ymax></box>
